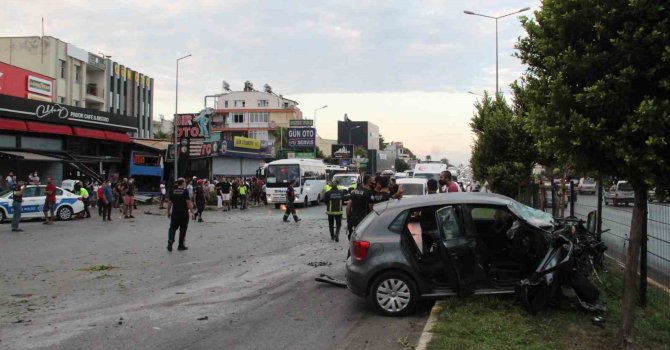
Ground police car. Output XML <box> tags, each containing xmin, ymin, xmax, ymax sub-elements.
<box><xmin>0</xmin><ymin>185</ymin><xmax>85</xmax><ymax>222</ymax></box>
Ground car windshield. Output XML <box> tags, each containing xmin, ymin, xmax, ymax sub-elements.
<box><xmin>0</xmin><ymin>189</ymin><xmax>11</xmax><ymax>197</ymax></box>
<box><xmin>618</xmin><ymin>182</ymin><xmax>633</xmax><ymax>191</ymax></box>
<box><xmin>399</xmin><ymin>183</ymin><xmax>424</xmax><ymax>196</ymax></box>
<box><xmin>583</xmin><ymin>178</ymin><xmax>595</xmax><ymax>184</ymax></box>
<box><xmin>334</xmin><ymin>175</ymin><xmax>358</xmax><ymax>187</ymax></box>
<box><xmin>266</xmin><ymin>165</ymin><xmax>300</xmax><ymax>188</ymax></box>
<box><xmin>508</xmin><ymin>199</ymin><xmax>555</xmax><ymax>232</ymax></box>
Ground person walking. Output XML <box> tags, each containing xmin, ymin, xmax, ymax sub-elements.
<box><xmin>194</xmin><ymin>179</ymin><xmax>206</xmax><ymax>222</ymax></box>
<box><xmin>215</xmin><ymin>180</ymin><xmax>223</xmax><ymax>210</ymax></box>
<box><xmin>167</xmin><ymin>178</ymin><xmax>194</xmax><ymax>252</ymax></box>
<box><xmin>324</xmin><ymin>179</ymin><xmax>344</xmax><ymax>242</ymax></box>
<box><xmin>97</xmin><ymin>183</ymin><xmax>105</xmax><ymax>216</ymax></box>
<box><xmin>102</xmin><ymin>180</ymin><xmax>113</xmax><ymax>221</ymax></box>
<box><xmin>346</xmin><ymin>174</ymin><xmax>375</xmax><ymax>239</ymax></box>
<box><xmin>125</xmin><ymin>178</ymin><xmax>136</xmax><ymax>218</ymax></box>
<box><xmin>221</xmin><ymin>177</ymin><xmax>231</xmax><ymax>211</ymax></box>
<box><xmin>159</xmin><ymin>181</ymin><xmax>167</xmax><ymax>209</ymax></box>
<box><xmin>11</xmin><ymin>180</ymin><xmax>25</xmax><ymax>232</ymax></box>
<box><xmin>43</xmin><ymin>177</ymin><xmax>57</xmax><ymax>225</ymax></box>
<box><xmin>78</xmin><ymin>181</ymin><xmax>91</xmax><ymax>218</ymax></box>
<box><xmin>238</xmin><ymin>179</ymin><xmax>248</xmax><ymax>210</ymax></box>
<box><xmin>282</xmin><ymin>181</ymin><xmax>301</xmax><ymax>222</ymax></box>
<box><xmin>231</xmin><ymin>179</ymin><xmax>239</xmax><ymax>209</ymax></box>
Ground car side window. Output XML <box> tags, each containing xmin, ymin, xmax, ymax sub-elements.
<box><xmin>388</xmin><ymin>210</ymin><xmax>409</xmax><ymax>233</ymax></box>
<box><xmin>56</xmin><ymin>189</ymin><xmax>63</xmax><ymax>196</ymax></box>
<box><xmin>35</xmin><ymin>187</ymin><xmax>45</xmax><ymax>197</ymax></box>
<box><xmin>436</xmin><ymin>206</ymin><xmax>464</xmax><ymax>241</ymax></box>
<box><xmin>22</xmin><ymin>187</ymin><xmax>38</xmax><ymax>197</ymax></box>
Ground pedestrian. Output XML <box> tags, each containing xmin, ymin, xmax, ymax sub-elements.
<box><xmin>282</xmin><ymin>181</ymin><xmax>301</xmax><ymax>222</ymax></box>
<box><xmin>215</xmin><ymin>180</ymin><xmax>223</xmax><ymax>209</ymax></box>
<box><xmin>126</xmin><ymin>178</ymin><xmax>136</xmax><ymax>218</ymax></box>
<box><xmin>90</xmin><ymin>181</ymin><xmax>97</xmax><ymax>208</ymax></box>
<box><xmin>159</xmin><ymin>181</ymin><xmax>167</xmax><ymax>209</ymax></box>
<box><xmin>43</xmin><ymin>177</ymin><xmax>57</xmax><ymax>225</ymax></box>
<box><xmin>346</xmin><ymin>174</ymin><xmax>375</xmax><ymax>239</ymax></box>
<box><xmin>166</xmin><ymin>177</ymin><xmax>194</xmax><ymax>252</ymax></box>
<box><xmin>97</xmin><ymin>183</ymin><xmax>105</xmax><ymax>216</ymax></box>
<box><xmin>371</xmin><ymin>176</ymin><xmax>393</xmax><ymax>203</ymax></box>
<box><xmin>231</xmin><ymin>179</ymin><xmax>239</xmax><ymax>209</ymax></box>
<box><xmin>6</xmin><ymin>171</ymin><xmax>16</xmax><ymax>191</ymax></box>
<box><xmin>11</xmin><ymin>180</ymin><xmax>25</xmax><ymax>232</ymax></box>
<box><xmin>427</xmin><ymin>179</ymin><xmax>439</xmax><ymax>194</ymax></box>
<box><xmin>238</xmin><ymin>179</ymin><xmax>248</xmax><ymax>210</ymax></box>
<box><xmin>102</xmin><ymin>180</ymin><xmax>113</xmax><ymax>221</ymax></box>
<box><xmin>324</xmin><ymin>179</ymin><xmax>344</xmax><ymax>242</ymax></box>
<box><xmin>221</xmin><ymin>177</ymin><xmax>231</xmax><ymax>211</ymax></box>
<box><xmin>439</xmin><ymin>171</ymin><xmax>460</xmax><ymax>193</ymax></box>
<box><xmin>194</xmin><ymin>179</ymin><xmax>206</xmax><ymax>222</ymax></box>
<box><xmin>29</xmin><ymin>171</ymin><xmax>40</xmax><ymax>185</ymax></box>
<box><xmin>78</xmin><ymin>181</ymin><xmax>91</xmax><ymax>218</ymax></box>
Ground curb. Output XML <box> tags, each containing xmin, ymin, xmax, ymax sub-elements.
<box><xmin>415</xmin><ymin>301</ymin><xmax>443</xmax><ymax>350</ymax></box>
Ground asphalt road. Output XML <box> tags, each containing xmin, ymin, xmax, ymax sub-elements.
<box><xmin>0</xmin><ymin>203</ymin><xmax>431</xmax><ymax>350</ymax></box>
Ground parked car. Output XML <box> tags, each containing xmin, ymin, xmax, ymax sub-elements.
<box><xmin>577</xmin><ymin>178</ymin><xmax>597</xmax><ymax>195</ymax></box>
<box><xmin>604</xmin><ymin>181</ymin><xmax>634</xmax><ymax>206</ymax></box>
<box><xmin>648</xmin><ymin>188</ymin><xmax>667</xmax><ymax>203</ymax></box>
<box><xmin>346</xmin><ymin>193</ymin><xmax>602</xmax><ymax>316</ymax></box>
<box><xmin>396</xmin><ymin>178</ymin><xmax>427</xmax><ymax>197</ymax></box>
<box><xmin>0</xmin><ymin>185</ymin><xmax>85</xmax><ymax>222</ymax></box>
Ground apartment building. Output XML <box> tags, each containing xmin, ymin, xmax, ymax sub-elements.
<box><xmin>0</xmin><ymin>36</ymin><xmax>153</xmax><ymax>137</ymax></box>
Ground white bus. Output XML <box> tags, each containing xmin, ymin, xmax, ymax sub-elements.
<box><xmin>325</xmin><ymin>165</ymin><xmax>348</xmax><ymax>181</ymax></box>
<box><xmin>265</xmin><ymin>159</ymin><xmax>327</xmax><ymax>208</ymax></box>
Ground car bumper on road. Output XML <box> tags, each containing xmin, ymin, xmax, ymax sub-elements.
<box><xmin>345</xmin><ymin>257</ymin><xmax>368</xmax><ymax>297</ymax></box>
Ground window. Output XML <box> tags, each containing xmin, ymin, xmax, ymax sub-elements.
<box><xmin>436</xmin><ymin>206</ymin><xmax>464</xmax><ymax>241</ymax></box>
<box><xmin>73</xmin><ymin>100</ymin><xmax>80</xmax><ymax>107</ymax></box>
<box><xmin>74</xmin><ymin>65</ymin><xmax>81</xmax><ymax>83</ymax></box>
<box><xmin>224</xmin><ymin>100</ymin><xmax>229</xmax><ymax>108</ymax></box>
<box><xmin>258</xmin><ymin>99</ymin><xmax>268</xmax><ymax>107</ymax></box>
<box><xmin>234</xmin><ymin>100</ymin><xmax>246</xmax><ymax>107</ymax></box>
<box><xmin>58</xmin><ymin>96</ymin><xmax>66</xmax><ymax>103</ymax></box>
<box><xmin>283</xmin><ymin>102</ymin><xmax>289</xmax><ymax>108</ymax></box>
<box><xmin>59</xmin><ymin>60</ymin><xmax>66</xmax><ymax>79</ymax></box>
<box><xmin>248</xmin><ymin>130</ymin><xmax>268</xmax><ymax>141</ymax></box>
<box><xmin>389</xmin><ymin>210</ymin><xmax>409</xmax><ymax>233</ymax></box>
<box><xmin>233</xmin><ymin>113</ymin><xmax>244</xmax><ymax>123</ymax></box>
<box><xmin>21</xmin><ymin>187</ymin><xmax>40</xmax><ymax>198</ymax></box>
<box><xmin>249</xmin><ymin>112</ymin><xmax>269</xmax><ymax>123</ymax></box>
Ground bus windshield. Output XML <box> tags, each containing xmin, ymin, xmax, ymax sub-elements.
<box><xmin>266</xmin><ymin>164</ymin><xmax>300</xmax><ymax>188</ymax></box>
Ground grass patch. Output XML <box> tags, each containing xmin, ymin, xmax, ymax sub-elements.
<box><xmin>428</xmin><ymin>262</ymin><xmax>670</xmax><ymax>350</ymax></box>
<box><xmin>80</xmin><ymin>264</ymin><xmax>116</xmax><ymax>272</ymax></box>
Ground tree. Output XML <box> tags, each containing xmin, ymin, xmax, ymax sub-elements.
<box><xmin>153</xmin><ymin>130</ymin><xmax>172</xmax><ymax>140</ymax></box>
<box><xmin>354</xmin><ymin>146</ymin><xmax>367</xmax><ymax>158</ymax></box>
<box><xmin>379</xmin><ymin>134</ymin><xmax>386</xmax><ymax>150</ymax></box>
<box><xmin>470</xmin><ymin>92</ymin><xmax>537</xmax><ymax>198</ymax></box>
<box><xmin>394</xmin><ymin>158</ymin><xmax>410</xmax><ymax>172</ymax></box>
<box><xmin>440</xmin><ymin>158</ymin><xmax>450</xmax><ymax>166</ymax></box>
<box><xmin>425</xmin><ymin>155</ymin><xmax>432</xmax><ymax>162</ymax></box>
<box><xmin>515</xmin><ymin>1</ymin><xmax>670</xmax><ymax>347</ymax></box>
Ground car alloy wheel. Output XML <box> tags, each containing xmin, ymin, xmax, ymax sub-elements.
<box><xmin>369</xmin><ymin>271</ymin><xmax>417</xmax><ymax>316</ymax></box>
<box><xmin>57</xmin><ymin>206</ymin><xmax>73</xmax><ymax>221</ymax></box>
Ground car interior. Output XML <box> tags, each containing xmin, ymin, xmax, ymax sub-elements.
<box><xmin>400</xmin><ymin>205</ymin><xmax>451</xmax><ymax>286</ymax></box>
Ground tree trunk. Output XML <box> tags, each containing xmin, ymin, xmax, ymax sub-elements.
<box><xmin>617</xmin><ymin>184</ymin><xmax>647</xmax><ymax>349</ymax></box>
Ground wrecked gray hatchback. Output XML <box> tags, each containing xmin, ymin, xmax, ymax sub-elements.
<box><xmin>344</xmin><ymin>193</ymin><xmax>605</xmax><ymax>316</ymax></box>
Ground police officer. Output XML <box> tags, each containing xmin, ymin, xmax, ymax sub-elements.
<box><xmin>346</xmin><ymin>174</ymin><xmax>375</xmax><ymax>240</ymax></box>
<box><xmin>283</xmin><ymin>181</ymin><xmax>301</xmax><ymax>222</ymax></box>
<box><xmin>166</xmin><ymin>178</ymin><xmax>194</xmax><ymax>252</ymax></box>
<box><xmin>324</xmin><ymin>179</ymin><xmax>344</xmax><ymax>242</ymax></box>
<box><xmin>11</xmin><ymin>180</ymin><xmax>25</xmax><ymax>232</ymax></box>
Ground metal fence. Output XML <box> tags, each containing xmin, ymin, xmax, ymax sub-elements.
<box><xmin>519</xmin><ymin>181</ymin><xmax>670</xmax><ymax>312</ymax></box>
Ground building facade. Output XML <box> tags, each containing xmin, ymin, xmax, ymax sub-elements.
<box><xmin>337</xmin><ymin>120</ymin><xmax>380</xmax><ymax>151</ymax></box>
<box><xmin>0</xmin><ymin>36</ymin><xmax>153</xmax><ymax>138</ymax></box>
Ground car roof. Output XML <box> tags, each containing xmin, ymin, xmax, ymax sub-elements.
<box><xmin>396</xmin><ymin>178</ymin><xmax>427</xmax><ymax>185</ymax></box>
<box><xmin>378</xmin><ymin>192</ymin><xmax>513</xmax><ymax>212</ymax></box>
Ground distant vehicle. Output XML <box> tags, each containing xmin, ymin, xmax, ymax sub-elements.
<box><xmin>396</xmin><ymin>178</ymin><xmax>427</xmax><ymax>197</ymax></box>
<box><xmin>395</xmin><ymin>172</ymin><xmax>408</xmax><ymax>179</ymax></box>
<box><xmin>333</xmin><ymin>173</ymin><xmax>361</xmax><ymax>191</ymax></box>
<box><xmin>605</xmin><ymin>181</ymin><xmax>634</xmax><ymax>206</ymax></box>
<box><xmin>404</xmin><ymin>170</ymin><xmax>414</xmax><ymax>178</ymax></box>
<box><xmin>648</xmin><ymin>188</ymin><xmax>667</xmax><ymax>203</ymax></box>
<box><xmin>413</xmin><ymin>163</ymin><xmax>447</xmax><ymax>182</ymax></box>
<box><xmin>325</xmin><ymin>165</ymin><xmax>349</xmax><ymax>181</ymax></box>
<box><xmin>381</xmin><ymin>169</ymin><xmax>395</xmax><ymax>177</ymax></box>
<box><xmin>265</xmin><ymin>159</ymin><xmax>327</xmax><ymax>208</ymax></box>
<box><xmin>578</xmin><ymin>178</ymin><xmax>597</xmax><ymax>195</ymax></box>
<box><xmin>0</xmin><ymin>185</ymin><xmax>85</xmax><ymax>222</ymax></box>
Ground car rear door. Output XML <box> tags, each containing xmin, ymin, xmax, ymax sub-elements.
<box><xmin>20</xmin><ymin>186</ymin><xmax>43</xmax><ymax>217</ymax></box>
<box><xmin>434</xmin><ymin>205</ymin><xmax>482</xmax><ymax>295</ymax></box>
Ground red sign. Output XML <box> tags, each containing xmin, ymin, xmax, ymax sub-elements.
<box><xmin>0</xmin><ymin>62</ymin><xmax>55</xmax><ymax>102</ymax></box>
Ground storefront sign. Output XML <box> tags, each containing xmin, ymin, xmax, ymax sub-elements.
<box><xmin>233</xmin><ymin>136</ymin><xmax>261</xmax><ymax>150</ymax></box>
<box><xmin>287</xmin><ymin>151</ymin><xmax>315</xmax><ymax>159</ymax></box>
<box><xmin>27</xmin><ymin>75</ymin><xmax>53</xmax><ymax>96</ymax></box>
<box><xmin>0</xmin><ymin>93</ymin><xmax>137</xmax><ymax>132</ymax></box>
<box><xmin>331</xmin><ymin>144</ymin><xmax>353</xmax><ymax>159</ymax></box>
<box><xmin>0</xmin><ymin>62</ymin><xmax>54</xmax><ymax>102</ymax></box>
<box><xmin>289</xmin><ymin>119</ymin><xmax>313</xmax><ymax>127</ymax></box>
<box><xmin>218</xmin><ymin>138</ymin><xmax>273</xmax><ymax>159</ymax></box>
<box><xmin>175</xmin><ymin>109</ymin><xmax>214</xmax><ymax>157</ymax></box>
<box><xmin>287</xmin><ymin>127</ymin><xmax>315</xmax><ymax>149</ymax></box>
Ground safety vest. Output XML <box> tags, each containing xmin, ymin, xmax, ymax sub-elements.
<box><xmin>325</xmin><ymin>189</ymin><xmax>343</xmax><ymax>215</ymax></box>
<box><xmin>79</xmin><ymin>187</ymin><xmax>89</xmax><ymax>199</ymax></box>
<box><xmin>238</xmin><ymin>185</ymin><xmax>247</xmax><ymax>195</ymax></box>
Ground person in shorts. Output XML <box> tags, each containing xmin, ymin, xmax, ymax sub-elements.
<box><xmin>124</xmin><ymin>177</ymin><xmax>135</xmax><ymax>219</ymax></box>
<box><xmin>221</xmin><ymin>177</ymin><xmax>231</xmax><ymax>211</ymax></box>
<box><xmin>159</xmin><ymin>181</ymin><xmax>167</xmax><ymax>209</ymax></box>
<box><xmin>43</xmin><ymin>177</ymin><xmax>57</xmax><ymax>224</ymax></box>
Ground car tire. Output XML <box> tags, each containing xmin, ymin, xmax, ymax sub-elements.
<box><xmin>369</xmin><ymin>271</ymin><xmax>418</xmax><ymax>317</ymax></box>
<box><xmin>57</xmin><ymin>206</ymin><xmax>74</xmax><ymax>221</ymax></box>
<box><xmin>312</xmin><ymin>195</ymin><xmax>320</xmax><ymax>206</ymax></box>
<box><xmin>274</xmin><ymin>203</ymin><xmax>281</xmax><ymax>209</ymax></box>
<box><xmin>303</xmin><ymin>196</ymin><xmax>309</xmax><ymax>208</ymax></box>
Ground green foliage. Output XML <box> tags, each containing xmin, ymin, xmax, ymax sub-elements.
<box><xmin>153</xmin><ymin>130</ymin><xmax>172</xmax><ymax>140</ymax></box>
<box><xmin>394</xmin><ymin>158</ymin><xmax>410</xmax><ymax>172</ymax></box>
<box><xmin>470</xmin><ymin>92</ymin><xmax>537</xmax><ymax>198</ymax></box>
<box><xmin>354</xmin><ymin>146</ymin><xmax>367</xmax><ymax>157</ymax></box>
<box><xmin>515</xmin><ymin>0</ymin><xmax>670</xmax><ymax>192</ymax></box>
<box><xmin>379</xmin><ymin>134</ymin><xmax>386</xmax><ymax>150</ymax></box>
<box><xmin>440</xmin><ymin>158</ymin><xmax>450</xmax><ymax>166</ymax></box>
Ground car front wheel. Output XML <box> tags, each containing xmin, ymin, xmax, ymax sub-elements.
<box><xmin>57</xmin><ymin>206</ymin><xmax>74</xmax><ymax>221</ymax></box>
<box><xmin>369</xmin><ymin>271</ymin><xmax>418</xmax><ymax>317</ymax></box>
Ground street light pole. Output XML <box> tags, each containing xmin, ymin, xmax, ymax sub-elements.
<box><xmin>463</xmin><ymin>7</ymin><xmax>530</xmax><ymax>94</ymax></box>
<box><xmin>174</xmin><ymin>54</ymin><xmax>191</xmax><ymax>180</ymax></box>
<box><xmin>313</xmin><ymin>105</ymin><xmax>327</xmax><ymax>158</ymax></box>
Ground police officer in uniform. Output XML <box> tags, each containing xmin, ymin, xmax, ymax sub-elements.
<box><xmin>324</xmin><ymin>179</ymin><xmax>344</xmax><ymax>242</ymax></box>
<box><xmin>346</xmin><ymin>174</ymin><xmax>375</xmax><ymax>240</ymax></box>
<box><xmin>283</xmin><ymin>181</ymin><xmax>301</xmax><ymax>222</ymax></box>
<box><xmin>167</xmin><ymin>178</ymin><xmax>194</xmax><ymax>252</ymax></box>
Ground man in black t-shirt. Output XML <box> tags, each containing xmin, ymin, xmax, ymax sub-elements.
<box><xmin>282</xmin><ymin>181</ymin><xmax>301</xmax><ymax>222</ymax></box>
<box><xmin>221</xmin><ymin>178</ymin><xmax>232</xmax><ymax>211</ymax></box>
<box><xmin>167</xmin><ymin>178</ymin><xmax>194</xmax><ymax>252</ymax></box>
<box><xmin>346</xmin><ymin>174</ymin><xmax>375</xmax><ymax>239</ymax></box>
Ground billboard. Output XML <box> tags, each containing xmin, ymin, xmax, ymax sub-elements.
<box><xmin>331</xmin><ymin>144</ymin><xmax>353</xmax><ymax>159</ymax></box>
<box><xmin>175</xmin><ymin>109</ymin><xmax>214</xmax><ymax>158</ymax></box>
<box><xmin>289</xmin><ymin>119</ymin><xmax>313</xmax><ymax>127</ymax></box>
<box><xmin>287</xmin><ymin>127</ymin><xmax>315</xmax><ymax>149</ymax></box>
<box><xmin>0</xmin><ymin>62</ymin><xmax>54</xmax><ymax>101</ymax></box>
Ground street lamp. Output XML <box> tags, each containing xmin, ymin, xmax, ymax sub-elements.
<box><xmin>463</xmin><ymin>6</ymin><xmax>530</xmax><ymax>94</ymax></box>
<box><xmin>313</xmin><ymin>105</ymin><xmax>327</xmax><ymax>157</ymax></box>
<box><xmin>468</xmin><ymin>91</ymin><xmax>483</xmax><ymax>97</ymax></box>
<box><xmin>174</xmin><ymin>54</ymin><xmax>192</xmax><ymax>180</ymax></box>
<box><xmin>349</xmin><ymin>125</ymin><xmax>360</xmax><ymax>144</ymax></box>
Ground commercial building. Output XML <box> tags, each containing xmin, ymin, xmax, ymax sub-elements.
<box><xmin>336</xmin><ymin>118</ymin><xmax>380</xmax><ymax>151</ymax></box>
<box><xmin>0</xmin><ymin>36</ymin><xmax>153</xmax><ymax>137</ymax></box>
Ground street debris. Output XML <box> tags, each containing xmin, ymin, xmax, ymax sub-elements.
<box><xmin>197</xmin><ymin>316</ymin><xmax>209</xmax><ymax>321</ymax></box>
<box><xmin>79</xmin><ymin>265</ymin><xmax>116</xmax><ymax>272</ymax></box>
<box><xmin>315</xmin><ymin>274</ymin><xmax>347</xmax><ymax>288</ymax></box>
<box><xmin>144</xmin><ymin>211</ymin><xmax>162</xmax><ymax>216</ymax></box>
<box><xmin>307</xmin><ymin>261</ymin><xmax>332</xmax><ymax>268</ymax></box>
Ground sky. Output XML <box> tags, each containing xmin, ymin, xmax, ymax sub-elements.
<box><xmin>2</xmin><ymin>0</ymin><xmax>541</xmax><ymax>165</ymax></box>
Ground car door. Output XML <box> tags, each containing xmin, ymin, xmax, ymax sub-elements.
<box><xmin>435</xmin><ymin>205</ymin><xmax>482</xmax><ymax>295</ymax></box>
<box><xmin>20</xmin><ymin>186</ymin><xmax>43</xmax><ymax>218</ymax></box>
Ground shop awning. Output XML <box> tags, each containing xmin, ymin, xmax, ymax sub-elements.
<box><xmin>73</xmin><ymin>126</ymin><xmax>107</xmax><ymax>140</ymax></box>
<box><xmin>104</xmin><ymin>131</ymin><xmax>131</xmax><ymax>143</ymax></box>
<box><xmin>0</xmin><ymin>151</ymin><xmax>62</xmax><ymax>161</ymax></box>
<box><xmin>0</xmin><ymin>118</ymin><xmax>28</xmax><ymax>132</ymax></box>
<box><xmin>26</xmin><ymin>121</ymin><xmax>74</xmax><ymax>135</ymax></box>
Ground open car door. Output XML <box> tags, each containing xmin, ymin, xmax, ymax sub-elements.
<box><xmin>435</xmin><ymin>206</ymin><xmax>479</xmax><ymax>295</ymax></box>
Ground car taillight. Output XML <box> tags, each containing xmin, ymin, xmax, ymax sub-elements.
<box><xmin>352</xmin><ymin>241</ymin><xmax>370</xmax><ymax>261</ymax></box>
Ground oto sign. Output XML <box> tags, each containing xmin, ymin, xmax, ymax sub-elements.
<box><xmin>287</xmin><ymin>127</ymin><xmax>315</xmax><ymax>149</ymax></box>
<box><xmin>289</xmin><ymin>119</ymin><xmax>313</xmax><ymax>127</ymax></box>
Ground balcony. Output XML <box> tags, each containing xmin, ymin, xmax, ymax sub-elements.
<box><xmin>85</xmin><ymin>84</ymin><xmax>105</xmax><ymax>103</ymax></box>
